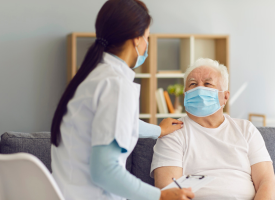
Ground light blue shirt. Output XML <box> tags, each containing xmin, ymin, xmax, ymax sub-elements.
<box><xmin>90</xmin><ymin>140</ymin><xmax>161</xmax><ymax>200</ymax></box>
<box><xmin>89</xmin><ymin>113</ymin><xmax>161</xmax><ymax>200</ymax></box>
<box><xmin>139</xmin><ymin>119</ymin><xmax>161</xmax><ymax>139</ymax></box>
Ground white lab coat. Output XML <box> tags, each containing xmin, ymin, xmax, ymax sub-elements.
<box><xmin>51</xmin><ymin>52</ymin><xmax>140</xmax><ymax>200</ymax></box>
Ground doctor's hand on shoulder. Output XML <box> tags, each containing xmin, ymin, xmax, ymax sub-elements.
<box><xmin>159</xmin><ymin>118</ymin><xmax>184</xmax><ymax>138</ymax></box>
<box><xmin>161</xmin><ymin>187</ymin><xmax>194</xmax><ymax>200</ymax></box>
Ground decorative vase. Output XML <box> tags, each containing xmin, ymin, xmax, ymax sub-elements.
<box><xmin>174</xmin><ymin>96</ymin><xmax>180</xmax><ymax>111</ymax></box>
<box><xmin>174</xmin><ymin>96</ymin><xmax>183</xmax><ymax>113</ymax></box>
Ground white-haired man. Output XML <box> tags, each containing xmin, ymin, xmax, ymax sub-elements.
<box><xmin>151</xmin><ymin>58</ymin><xmax>275</xmax><ymax>200</ymax></box>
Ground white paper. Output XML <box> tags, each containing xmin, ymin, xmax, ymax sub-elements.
<box><xmin>161</xmin><ymin>175</ymin><xmax>215</xmax><ymax>193</ymax></box>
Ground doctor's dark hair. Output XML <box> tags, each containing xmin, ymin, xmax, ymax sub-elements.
<box><xmin>51</xmin><ymin>0</ymin><xmax>152</xmax><ymax>146</ymax></box>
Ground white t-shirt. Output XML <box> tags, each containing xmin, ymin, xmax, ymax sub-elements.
<box><xmin>151</xmin><ymin>114</ymin><xmax>272</xmax><ymax>200</ymax></box>
<box><xmin>51</xmin><ymin>53</ymin><xmax>140</xmax><ymax>200</ymax></box>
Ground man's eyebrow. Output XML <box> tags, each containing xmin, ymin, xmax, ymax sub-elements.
<box><xmin>205</xmin><ymin>78</ymin><xmax>213</xmax><ymax>81</ymax></box>
<box><xmin>188</xmin><ymin>78</ymin><xmax>196</xmax><ymax>82</ymax></box>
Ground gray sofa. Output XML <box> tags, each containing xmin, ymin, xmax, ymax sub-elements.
<box><xmin>1</xmin><ymin>128</ymin><xmax>275</xmax><ymax>186</ymax></box>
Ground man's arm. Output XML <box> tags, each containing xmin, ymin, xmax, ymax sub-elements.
<box><xmin>154</xmin><ymin>166</ymin><xmax>183</xmax><ymax>189</ymax></box>
<box><xmin>150</xmin><ymin>129</ymin><xmax>185</xmax><ymax>189</ymax></box>
<box><xmin>252</xmin><ymin>161</ymin><xmax>275</xmax><ymax>200</ymax></box>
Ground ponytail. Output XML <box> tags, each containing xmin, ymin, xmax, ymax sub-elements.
<box><xmin>51</xmin><ymin>0</ymin><xmax>152</xmax><ymax>146</ymax></box>
<box><xmin>51</xmin><ymin>42</ymin><xmax>105</xmax><ymax>146</ymax></box>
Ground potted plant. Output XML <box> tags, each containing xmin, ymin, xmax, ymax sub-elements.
<box><xmin>167</xmin><ymin>84</ymin><xmax>184</xmax><ymax>113</ymax></box>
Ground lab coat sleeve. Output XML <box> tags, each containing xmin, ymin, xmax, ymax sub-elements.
<box><xmin>139</xmin><ymin>119</ymin><xmax>161</xmax><ymax>139</ymax></box>
<box><xmin>91</xmin><ymin>77</ymin><xmax>137</xmax><ymax>152</ymax></box>
<box><xmin>90</xmin><ymin>140</ymin><xmax>161</xmax><ymax>200</ymax></box>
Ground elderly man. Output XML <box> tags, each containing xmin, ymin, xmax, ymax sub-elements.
<box><xmin>150</xmin><ymin>58</ymin><xmax>275</xmax><ymax>200</ymax></box>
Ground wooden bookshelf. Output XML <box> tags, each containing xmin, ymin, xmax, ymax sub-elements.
<box><xmin>67</xmin><ymin>33</ymin><xmax>230</xmax><ymax>125</ymax></box>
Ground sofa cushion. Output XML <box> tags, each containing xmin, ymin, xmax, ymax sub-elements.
<box><xmin>0</xmin><ymin>132</ymin><xmax>52</xmax><ymax>172</ymax></box>
<box><xmin>257</xmin><ymin>127</ymin><xmax>275</xmax><ymax>171</ymax></box>
<box><xmin>131</xmin><ymin>138</ymin><xmax>157</xmax><ymax>186</ymax></box>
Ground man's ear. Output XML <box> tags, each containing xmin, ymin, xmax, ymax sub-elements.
<box><xmin>224</xmin><ymin>91</ymin><xmax>230</xmax><ymax>105</ymax></box>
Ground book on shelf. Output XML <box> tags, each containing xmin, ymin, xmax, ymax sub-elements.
<box><xmin>155</xmin><ymin>88</ymin><xmax>168</xmax><ymax>114</ymax></box>
<box><xmin>158</xmin><ymin>70</ymin><xmax>182</xmax><ymax>74</ymax></box>
<box><xmin>163</xmin><ymin>91</ymin><xmax>175</xmax><ymax>113</ymax></box>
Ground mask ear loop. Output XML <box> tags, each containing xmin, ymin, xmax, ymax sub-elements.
<box><xmin>142</xmin><ymin>36</ymin><xmax>148</xmax><ymax>45</ymax></box>
<box><xmin>135</xmin><ymin>36</ymin><xmax>148</xmax><ymax>65</ymax></box>
<box><xmin>134</xmin><ymin>39</ymin><xmax>141</xmax><ymax>68</ymax></box>
<box><xmin>135</xmin><ymin>45</ymin><xmax>140</xmax><ymax>56</ymax></box>
<box><xmin>218</xmin><ymin>90</ymin><xmax>227</xmax><ymax>109</ymax></box>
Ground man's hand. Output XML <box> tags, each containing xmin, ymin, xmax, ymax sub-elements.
<box><xmin>160</xmin><ymin>187</ymin><xmax>194</xmax><ymax>200</ymax></box>
<box><xmin>159</xmin><ymin>118</ymin><xmax>183</xmax><ymax>138</ymax></box>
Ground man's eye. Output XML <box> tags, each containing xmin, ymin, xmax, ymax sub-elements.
<box><xmin>190</xmin><ymin>83</ymin><xmax>195</xmax><ymax>86</ymax></box>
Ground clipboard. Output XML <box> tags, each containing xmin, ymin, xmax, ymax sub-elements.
<box><xmin>161</xmin><ymin>175</ymin><xmax>215</xmax><ymax>192</ymax></box>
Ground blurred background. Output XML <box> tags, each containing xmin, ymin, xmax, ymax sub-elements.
<box><xmin>0</xmin><ymin>0</ymin><xmax>274</xmax><ymax>134</ymax></box>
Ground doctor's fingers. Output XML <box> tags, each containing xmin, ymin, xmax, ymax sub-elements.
<box><xmin>159</xmin><ymin>124</ymin><xmax>183</xmax><ymax>138</ymax></box>
<box><xmin>170</xmin><ymin>118</ymin><xmax>184</xmax><ymax>125</ymax></box>
<box><xmin>181</xmin><ymin>188</ymin><xmax>195</xmax><ymax>199</ymax></box>
<box><xmin>170</xmin><ymin>123</ymin><xmax>184</xmax><ymax>132</ymax></box>
<box><xmin>169</xmin><ymin>118</ymin><xmax>184</xmax><ymax>133</ymax></box>
<box><xmin>159</xmin><ymin>118</ymin><xmax>184</xmax><ymax>137</ymax></box>
<box><xmin>160</xmin><ymin>188</ymin><xmax>194</xmax><ymax>200</ymax></box>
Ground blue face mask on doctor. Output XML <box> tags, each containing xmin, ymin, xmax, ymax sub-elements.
<box><xmin>133</xmin><ymin>36</ymin><xmax>148</xmax><ymax>69</ymax></box>
<box><xmin>184</xmin><ymin>86</ymin><xmax>225</xmax><ymax>117</ymax></box>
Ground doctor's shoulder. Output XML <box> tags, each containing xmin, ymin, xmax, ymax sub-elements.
<box><xmin>99</xmin><ymin>62</ymin><xmax>137</xmax><ymax>89</ymax></box>
<box><xmin>83</xmin><ymin>63</ymin><xmax>127</xmax><ymax>86</ymax></box>
<box><xmin>85</xmin><ymin>62</ymin><xmax>118</xmax><ymax>80</ymax></box>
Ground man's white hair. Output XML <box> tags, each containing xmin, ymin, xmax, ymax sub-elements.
<box><xmin>184</xmin><ymin>58</ymin><xmax>229</xmax><ymax>91</ymax></box>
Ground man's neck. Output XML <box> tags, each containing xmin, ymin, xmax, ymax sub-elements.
<box><xmin>187</xmin><ymin>110</ymin><xmax>225</xmax><ymax>128</ymax></box>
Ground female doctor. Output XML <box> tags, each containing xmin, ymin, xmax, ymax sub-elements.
<box><xmin>51</xmin><ymin>0</ymin><xmax>194</xmax><ymax>200</ymax></box>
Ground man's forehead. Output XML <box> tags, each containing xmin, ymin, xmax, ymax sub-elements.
<box><xmin>187</xmin><ymin>66</ymin><xmax>219</xmax><ymax>81</ymax></box>
<box><xmin>188</xmin><ymin>77</ymin><xmax>213</xmax><ymax>82</ymax></box>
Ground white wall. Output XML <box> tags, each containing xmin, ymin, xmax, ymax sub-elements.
<box><xmin>1</xmin><ymin>0</ymin><xmax>275</xmax><ymax>134</ymax></box>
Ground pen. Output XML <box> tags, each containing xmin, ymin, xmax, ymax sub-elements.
<box><xmin>172</xmin><ymin>178</ymin><xmax>182</xmax><ymax>189</ymax></box>
<box><xmin>172</xmin><ymin>178</ymin><xmax>192</xmax><ymax>200</ymax></box>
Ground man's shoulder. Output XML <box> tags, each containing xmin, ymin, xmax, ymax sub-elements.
<box><xmin>226</xmin><ymin>114</ymin><xmax>253</xmax><ymax>127</ymax></box>
<box><xmin>154</xmin><ymin>122</ymin><xmax>185</xmax><ymax>153</ymax></box>
<box><xmin>159</xmin><ymin>117</ymin><xmax>186</xmax><ymax>141</ymax></box>
<box><xmin>225</xmin><ymin>114</ymin><xmax>257</xmax><ymax>135</ymax></box>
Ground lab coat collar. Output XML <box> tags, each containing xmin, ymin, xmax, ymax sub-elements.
<box><xmin>102</xmin><ymin>52</ymin><xmax>136</xmax><ymax>82</ymax></box>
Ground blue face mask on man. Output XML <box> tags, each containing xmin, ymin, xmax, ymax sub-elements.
<box><xmin>184</xmin><ymin>86</ymin><xmax>225</xmax><ymax>117</ymax></box>
<box><xmin>133</xmin><ymin>36</ymin><xmax>148</xmax><ymax>69</ymax></box>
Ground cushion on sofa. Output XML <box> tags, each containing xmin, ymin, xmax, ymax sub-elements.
<box><xmin>0</xmin><ymin>132</ymin><xmax>52</xmax><ymax>172</ymax></box>
<box><xmin>257</xmin><ymin>127</ymin><xmax>275</xmax><ymax>171</ymax></box>
<box><xmin>131</xmin><ymin>138</ymin><xmax>157</xmax><ymax>186</ymax></box>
